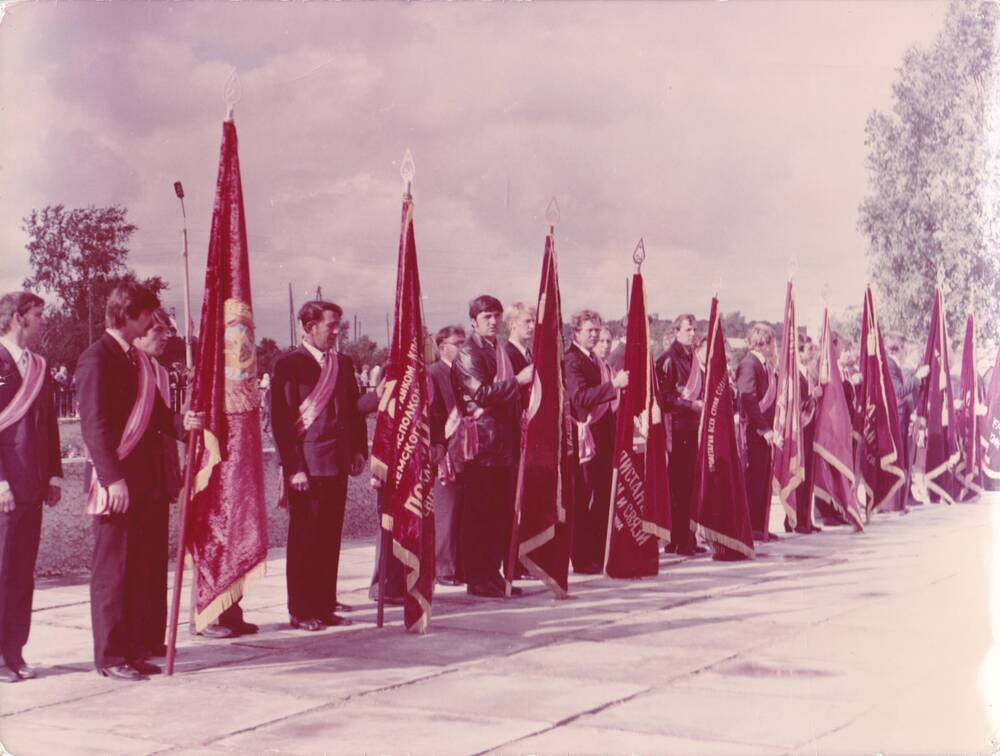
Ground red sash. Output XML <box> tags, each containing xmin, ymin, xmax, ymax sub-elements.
<box><xmin>85</xmin><ymin>351</ymin><xmax>157</xmax><ymax>515</ymax></box>
<box><xmin>577</xmin><ymin>353</ymin><xmax>615</xmax><ymax>464</ymax></box>
<box><xmin>277</xmin><ymin>351</ymin><xmax>339</xmax><ymax>507</ymax></box>
<box><xmin>496</xmin><ymin>339</ymin><xmax>514</xmax><ymax>381</ymax></box>
<box><xmin>682</xmin><ymin>362</ymin><xmax>703</xmax><ymax>402</ymax></box>
<box><xmin>0</xmin><ymin>351</ymin><xmax>46</xmax><ymax>434</ymax></box>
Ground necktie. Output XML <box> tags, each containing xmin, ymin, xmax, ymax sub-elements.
<box><xmin>525</xmin><ymin>347</ymin><xmax>533</xmax><ymax>363</ymax></box>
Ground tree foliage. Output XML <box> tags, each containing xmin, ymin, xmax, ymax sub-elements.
<box><xmin>858</xmin><ymin>1</ymin><xmax>999</xmax><ymax>344</ymax></box>
<box><xmin>22</xmin><ymin>205</ymin><xmax>167</xmax><ymax>366</ymax></box>
<box><xmin>340</xmin><ymin>334</ymin><xmax>387</xmax><ymax>371</ymax></box>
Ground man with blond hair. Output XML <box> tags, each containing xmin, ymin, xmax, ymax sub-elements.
<box><xmin>736</xmin><ymin>322</ymin><xmax>778</xmax><ymax>541</ymax></box>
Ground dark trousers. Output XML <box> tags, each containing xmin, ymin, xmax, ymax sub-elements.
<box><xmin>369</xmin><ymin>489</ymin><xmax>405</xmax><ymax>599</ymax></box>
<box><xmin>572</xmin><ymin>452</ymin><xmax>613</xmax><ymax>570</ymax></box>
<box><xmin>141</xmin><ymin>499</ymin><xmax>169</xmax><ymax>651</ymax></box>
<box><xmin>91</xmin><ymin>496</ymin><xmax>158</xmax><ymax>668</ymax></box>
<box><xmin>0</xmin><ymin>500</ymin><xmax>43</xmax><ymax>668</ymax></box>
<box><xmin>793</xmin><ymin>424</ymin><xmax>816</xmax><ymax>532</ymax></box>
<box><xmin>746</xmin><ymin>433</ymin><xmax>772</xmax><ymax>535</ymax></box>
<box><xmin>286</xmin><ymin>474</ymin><xmax>348</xmax><ymax>619</ymax></box>
<box><xmin>668</xmin><ymin>431</ymin><xmax>697</xmax><ymax>549</ymax></box>
<box><xmin>460</xmin><ymin>462</ymin><xmax>513</xmax><ymax>586</ymax></box>
<box><xmin>433</xmin><ymin>475</ymin><xmax>463</xmax><ymax>580</ymax></box>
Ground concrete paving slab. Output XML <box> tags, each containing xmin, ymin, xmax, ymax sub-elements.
<box><xmin>363</xmin><ymin>669</ymin><xmax>646</xmax><ymax>725</ymax></box>
<box><xmin>579</xmin><ymin>685</ymin><xmax>870</xmax><ymax>750</ymax></box>
<box><xmin>0</xmin><ymin>668</ymin><xmax>120</xmax><ymax>717</ymax></box>
<box><xmin>214</xmin><ymin>702</ymin><xmax>547</xmax><ymax>755</ymax></box>
<box><xmin>571</xmin><ymin>614</ymin><xmax>796</xmax><ymax>654</ymax></box>
<box><xmin>3</xmin><ymin>677</ymin><xmax>326</xmax><ymax>748</ymax></box>
<box><xmin>0</xmin><ymin>720</ymin><xmax>173</xmax><ymax>756</ymax></box>
<box><xmin>491</xmin><ymin>723</ymin><xmax>785</xmax><ymax>755</ymax></box>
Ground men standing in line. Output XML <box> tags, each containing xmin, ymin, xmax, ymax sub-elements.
<box><xmin>0</xmin><ymin>292</ymin><xmax>61</xmax><ymax>683</ymax></box>
<box><xmin>656</xmin><ymin>314</ymin><xmax>707</xmax><ymax>555</ymax></box>
<box><xmin>736</xmin><ymin>323</ymin><xmax>778</xmax><ymax>541</ymax></box>
<box><xmin>451</xmin><ymin>295</ymin><xmax>533</xmax><ymax>598</ymax></box>
<box><xmin>131</xmin><ymin>308</ymin><xmax>182</xmax><ymax>658</ymax></box>
<box><xmin>78</xmin><ymin>282</ymin><xmax>202</xmax><ymax>681</ymax></box>
<box><xmin>428</xmin><ymin>325</ymin><xmax>466</xmax><ymax>586</ymax></box>
<box><xmin>565</xmin><ymin>310</ymin><xmax>628</xmax><ymax>573</ymax></box>
<box><xmin>504</xmin><ymin>302</ymin><xmax>535</xmax><ymax>410</ymax></box>
<box><xmin>271</xmin><ymin>301</ymin><xmax>367</xmax><ymax>631</ymax></box>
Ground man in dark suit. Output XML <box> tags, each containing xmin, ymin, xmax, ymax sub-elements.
<box><xmin>735</xmin><ymin>323</ymin><xmax>778</xmax><ymax>541</ymax></box>
<box><xmin>656</xmin><ymin>314</ymin><xmax>706</xmax><ymax>555</ymax></box>
<box><xmin>271</xmin><ymin>301</ymin><xmax>367</xmax><ymax>631</ymax></box>
<box><xmin>0</xmin><ymin>292</ymin><xmax>61</xmax><ymax>683</ymax></box>
<box><xmin>132</xmin><ymin>308</ymin><xmax>183</xmax><ymax>658</ymax></box>
<box><xmin>565</xmin><ymin>309</ymin><xmax>628</xmax><ymax>573</ymax></box>
<box><xmin>77</xmin><ymin>282</ymin><xmax>202</xmax><ymax>681</ymax></box>
<box><xmin>428</xmin><ymin>325</ymin><xmax>466</xmax><ymax>586</ymax></box>
<box><xmin>451</xmin><ymin>295</ymin><xmax>534</xmax><ymax>598</ymax></box>
<box><xmin>504</xmin><ymin>302</ymin><xmax>535</xmax><ymax>410</ymax></box>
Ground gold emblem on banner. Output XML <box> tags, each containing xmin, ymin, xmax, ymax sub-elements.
<box><xmin>223</xmin><ymin>297</ymin><xmax>259</xmax><ymax>413</ymax></box>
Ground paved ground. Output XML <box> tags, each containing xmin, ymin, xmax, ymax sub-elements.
<box><xmin>1</xmin><ymin>496</ymin><xmax>997</xmax><ymax>755</ymax></box>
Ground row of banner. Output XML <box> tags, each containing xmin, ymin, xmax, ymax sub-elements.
<box><xmin>181</xmin><ymin>118</ymin><xmax>999</xmax><ymax>643</ymax></box>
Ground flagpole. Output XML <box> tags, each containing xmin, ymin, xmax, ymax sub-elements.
<box><xmin>174</xmin><ymin>182</ymin><xmax>194</xmax><ymax>370</ymax></box>
<box><xmin>288</xmin><ymin>283</ymin><xmax>295</xmax><ymax>347</ymax></box>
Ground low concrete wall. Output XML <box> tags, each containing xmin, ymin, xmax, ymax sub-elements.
<box><xmin>38</xmin><ymin>450</ymin><xmax>379</xmax><ymax>577</ymax></box>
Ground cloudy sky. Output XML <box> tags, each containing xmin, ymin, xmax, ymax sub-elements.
<box><xmin>0</xmin><ymin>1</ymin><xmax>947</xmax><ymax>343</ymax></box>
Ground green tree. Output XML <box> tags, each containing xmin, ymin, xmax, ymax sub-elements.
<box><xmin>23</xmin><ymin>205</ymin><xmax>167</xmax><ymax>367</ymax></box>
<box><xmin>858</xmin><ymin>1</ymin><xmax>999</xmax><ymax>343</ymax></box>
<box><xmin>256</xmin><ymin>337</ymin><xmax>281</xmax><ymax>377</ymax></box>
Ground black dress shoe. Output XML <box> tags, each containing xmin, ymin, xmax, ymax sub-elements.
<box><xmin>13</xmin><ymin>663</ymin><xmax>38</xmax><ymax>680</ymax></box>
<box><xmin>467</xmin><ymin>582</ymin><xmax>504</xmax><ymax>598</ymax></box>
<box><xmin>97</xmin><ymin>664</ymin><xmax>147</xmax><ymax>681</ymax></box>
<box><xmin>128</xmin><ymin>659</ymin><xmax>162</xmax><ymax>675</ymax></box>
<box><xmin>289</xmin><ymin>616</ymin><xmax>324</xmax><ymax>631</ymax></box>
<box><xmin>692</xmin><ymin>544</ymin><xmax>709</xmax><ymax>555</ymax></box>
<box><xmin>334</xmin><ymin>601</ymin><xmax>353</xmax><ymax>613</ymax></box>
<box><xmin>0</xmin><ymin>667</ymin><xmax>20</xmax><ymax>683</ymax></box>
<box><xmin>225</xmin><ymin>620</ymin><xmax>259</xmax><ymax>636</ymax></box>
<box><xmin>767</xmin><ymin>531</ymin><xmax>781</xmax><ymax>540</ymax></box>
<box><xmin>436</xmin><ymin>576</ymin><xmax>462</xmax><ymax>587</ymax></box>
<box><xmin>316</xmin><ymin>612</ymin><xmax>353</xmax><ymax>627</ymax></box>
<box><xmin>810</xmin><ymin>525</ymin><xmax>822</xmax><ymax>533</ymax></box>
<box><xmin>664</xmin><ymin>543</ymin><xmax>678</xmax><ymax>554</ymax></box>
<box><xmin>199</xmin><ymin>623</ymin><xmax>234</xmax><ymax>639</ymax></box>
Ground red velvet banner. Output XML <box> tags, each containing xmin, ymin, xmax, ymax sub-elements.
<box><xmin>770</xmin><ymin>281</ymin><xmax>804</xmax><ymax>528</ymax></box>
<box><xmin>188</xmin><ymin>120</ymin><xmax>268</xmax><ymax>629</ymax></box>
<box><xmin>691</xmin><ymin>297</ymin><xmax>754</xmax><ymax>560</ymax></box>
<box><xmin>813</xmin><ymin>310</ymin><xmax>863</xmax><ymax>531</ymax></box>
<box><xmin>604</xmin><ymin>272</ymin><xmax>670</xmax><ymax>578</ymax></box>
<box><xmin>857</xmin><ymin>286</ymin><xmax>906</xmax><ymax>517</ymax></box>
<box><xmin>913</xmin><ymin>288</ymin><xmax>960</xmax><ymax>504</ymax></box>
<box><xmin>515</xmin><ymin>233</ymin><xmax>574</xmax><ymax>597</ymax></box>
<box><xmin>983</xmin><ymin>343</ymin><xmax>1000</xmax><ymax>483</ymax></box>
<box><xmin>370</xmin><ymin>194</ymin><xmax>435</xmax><ymax>633</ymax></box>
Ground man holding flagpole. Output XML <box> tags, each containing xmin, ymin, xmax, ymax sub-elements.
<box><xmin>565</xmin><ymin>309</ymin><xmax>628</xmax><ymax>574</ymax></box>
<box><xmin>271</xmin><ymin>301</ymin><xmax>367</xmax><ymax>631</ymax></box>
<box><xmin>78</xmin><ymin>281</ymin><xmax>203</xmax><ymax>681</ymax></box>
<box><xmin>451</xmin><ymin>295</ymin><xmax>533</xmax><ymax>598</ymax></box>
<box><xmin>0</xmin><ymin>292</ymin><xmax>62</xmax><ymax>683</ymax></box>
<box><xmin>736</xmin><ymin>323</ymin><xmax>778</xmax><ymax>541</ymax></box>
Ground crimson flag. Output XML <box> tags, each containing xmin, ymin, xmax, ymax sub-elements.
<box><xmin>188</xmin><ymin>120</ymin><xmax>268</xmax><ymax>629</ymax></box>
<box><xmin>912</xmin><ymin>288</ymin><xmax>960</xmax><ymax>504</ymax></box>
<box><xmin>604</xmin><ymin>272</ymin><xmax>670</xmax><ymax>578</ymax></box>
<box><xmin>770</xmin><ymin>281</ymin><xmax>805</xmax><ymax>529</ymax></box>
<box><xmin>514</xmin><ymin>232</ymin><xmax>575</xmax><ymax>597</ymax></box>
<box><xmin>813</xmin><ymin>309</ymin><xmax>863</xmax><ymax>531</ymax></box>
<box><xmin>691</xmin><ymin>297</ymin><xmax>754</xmax><ymax>559</ymax></box>
<box><xmin>955</xmin><ymin>312</ymin><xmax>985</xmax><ymax>500</ymax></box>
<box><xmin>857</xmin><ymin>286</ymin><xmax>906</xmax><ymax>517</ymax></box>
<box><xmin>980</xmin><ymin>341</ymin><xmax>1000</xmax><ymax>484</ymax></box>
<box><xmin>370</xmin><ymin>192</ymin><xmax>435</xmax><ymax>633</ymax></box>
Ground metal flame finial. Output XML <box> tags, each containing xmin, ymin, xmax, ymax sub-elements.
<box><xmin>400</xmin><ymin>148</ymin><xmax>415</xmax><ymax>191</ymax></box>
<box><xmin>633</xmin><ymin>238</ymin><xmax>646</xmax><ymax>271</ymax></box>
<box><xmin>545</xmin><ymin>196</ymin><xmax>560</xmax><ymax>228</ymax></box>
<box><xmin>223</xmin><ymin>68</ymin><xmax>242</xmax><ymax>120</ymax></box>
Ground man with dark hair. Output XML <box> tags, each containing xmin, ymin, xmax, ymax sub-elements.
<box><xmin>565</xmin><ymin>309</ymin><xmax>628</xmax><ymax>573</ymax></box>
<box><xmin>736</xmin><ymin>323</ymin><xmax>778</xmax><ymax>541</ymax></box>
<box><xmin>0</xmin><ymin>292</ymin><xmax>61</xmax><ymax>682</ymax></box>
<box><xmin>271</xmin><ymin>300</ymin><xmax>366</xmax><ymax>631</ymax></box>
<box><xmin>429</xmin><ymin>325</ymin><xmax>466</xmax><ymax>586</ymax></box>
<box><xmin>131</xmin><ymin>308</ymin><xmax>182</xmax><ymax>657</ymax></box>
<box><xmin>656</xmin><ymin>313</ymin><xmax>706</xmax><ymax>555</ymax></box>
<box><xmin>451</xmin><ymin>295</ymin><xmax>533</xmax><ymax>598</ymax></box>
<box><xmin>77</xmin><ymin>282</ymin><xmax>202</xmax><ymax>681</ymax></box>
